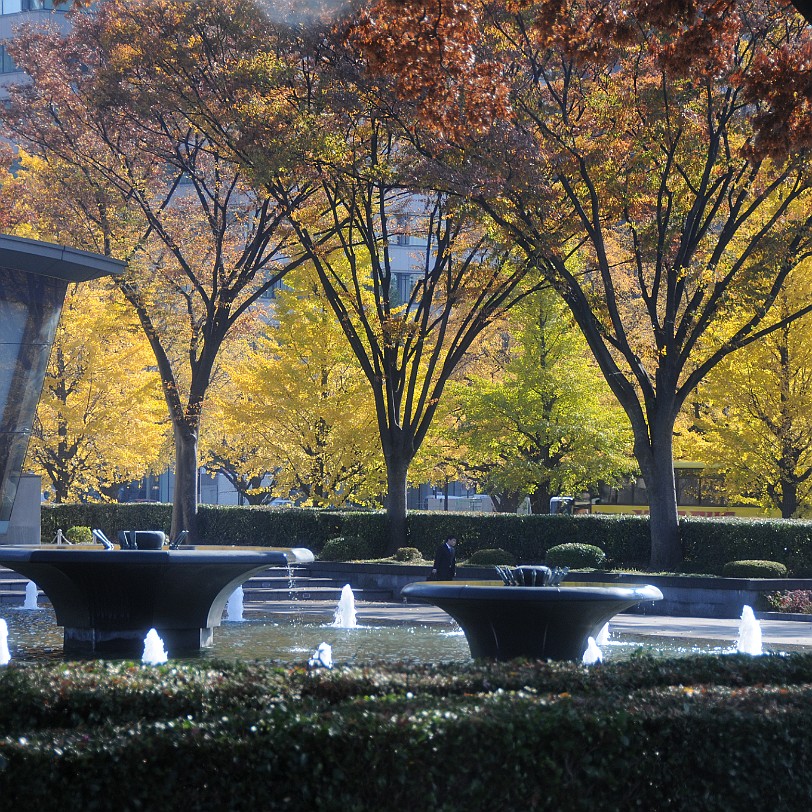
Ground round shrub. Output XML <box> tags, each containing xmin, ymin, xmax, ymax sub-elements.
<box><xmin>394</xmin><ymin>547</ymin><xmax>423</xmax><ymax>562</ymax></box>
<box><xmin>546</xmin><ymin>543</ymin><xmax>606</xmax><ymax>569</ymax></box>
<box><xmin>466</xmin><ymin>548</ymin><xmax>517</xmax><ymax>566</ymax></box>
<box><xmin>722</xmin><ymin>559</ymin><xmax>788</xmax><ymax>578</ymax></box>
<box><xmin>318</xmin><ymin>535</ymin><xmax>372</xmax><ymax>562</ymax></box>
<box><xmin>65</xmin><ymin>526</ymin><xmax>93</xmax><ymax>545</ymax></box>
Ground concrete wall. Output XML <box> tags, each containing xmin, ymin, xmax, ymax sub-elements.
<box><xmin>0</xmin><ymin>473</ymin><xmax>40</xmax><ymax>545</ymax></box>
<box><xmin>306</xmin><ymin>562</ymin><xmax>812</xmax><ymax>620</ymax></box>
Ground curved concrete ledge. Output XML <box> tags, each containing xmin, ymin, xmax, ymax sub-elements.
<box><xmin>401</xmin><ymin>580</ymin><xmax>662</xmax><ymax>661</ymax></box>
<box><xmin>0</xmin><ymin>545</ymin><xmax>314</xmax><ymax>655</ymax></box>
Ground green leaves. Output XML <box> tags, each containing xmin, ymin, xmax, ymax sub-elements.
<box><xmin>3</xmin><ymin>654</ymin><xmax>812</xmax><ymax>809</ymax></box>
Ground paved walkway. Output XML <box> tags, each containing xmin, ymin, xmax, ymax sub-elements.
<box><xmin>246</xmin><ymin>597</ymin><xmax>812</xmax><ymax>650</ymax></box>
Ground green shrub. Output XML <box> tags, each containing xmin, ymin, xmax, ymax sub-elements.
<box><xmin>546</xmin><ymin>542</ymin><xmax>606</xmax><ymax>568</ymax></box>
<box><xmin>318</xmin><ymin>535</ymin><xmax>373</xmax><ymax>561</ymax></box>
<box><xmin>466</xmin><ymin>548</ymin><xmax>517</xmax><ymax>566</ymax></box>
<box><xmin>4</xmin><ymin>657</ymin><xmax>812</xmax><ymax>810</ymax></box>
<box><xmin>722</xmin><ymin>559</ymin><xmax>788</xmax><ymax>578</ymax></box>
<box><xmin>394</xmin><ymin>547</ymin><xmax>423</xmax><ymax>562</ymax></box>
<box><xmin>40</xmin><ymin>503</ymin><xmax>812</xmax><ymax>576</ymax></box>
<box><xmin>64</xmin><ymin>526</ymin><xmax>93</xmax><ymax>545</ymax></box>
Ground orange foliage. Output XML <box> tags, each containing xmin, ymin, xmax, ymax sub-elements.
<box><xmin>345</xmin><ymin>0</ymin><xmax>510</xmax><ymax>137</ymax></box>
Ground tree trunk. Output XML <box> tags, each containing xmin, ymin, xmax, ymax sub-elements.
<box><xmin>530</xmin><ymin>481</ymin><xmax>553</xmax><ymax>515</ymax></box>
<box><xmin>172</xmin><ymin>423</ymin><xmax>199</xmax><ymax>543</ymax></box>
<box><xmin>780</xmin><ymin>479</ymin><xmax>798</xmax><ymax>519</ymax></box>
<box><xmin>489</xmin><ymin>490</ymin><xmax>524</xmax><ymax>513</ymax></box>
<box><xmin>384</xmin><ymin>456</ymin><xmax>410</xmax><ymax>556</ymax></box>
<box><xmin>636</xmin><ymin>420</ymin><xmax>681</xmax><ymax>571</ymax></box>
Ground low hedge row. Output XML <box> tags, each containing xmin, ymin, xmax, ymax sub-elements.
<box><xmin>40</xmin><ymin>504</ymin><xmax>812</xmax><ymax>575</ymax></box>
<box><xmin>2</xmin><ymin>656</ymin><xmax>812</xmax><ymax>810</ymax></box>
<box><xmin>39</xmin><ymin>505</ymin><xmax>652</xmax><ymax>562</ymax></box>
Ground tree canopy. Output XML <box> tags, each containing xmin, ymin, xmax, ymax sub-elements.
<box><xmin>3</xmin><ymin>0</ymin><xmax>314</xmax><ymax>537</ymax></box>
<box><xmin>346</xmin><ymin>0</ymin><xmax>812</xmax><ymax>566</ymax></box>
<box><xmin>425</xmin><ymin>289</ymin><xmax>633</xmax><ymax>513</ymax></box>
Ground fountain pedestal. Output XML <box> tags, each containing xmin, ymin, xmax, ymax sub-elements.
<box><xmin>402</xmin><ymin>580</ymin><xmax>663</xmax><ymax>661</ymax></box>
<box><xmin>0</xmin><ymin>545</ymin><xmax>314</xmax><ymax>655</ymax></box>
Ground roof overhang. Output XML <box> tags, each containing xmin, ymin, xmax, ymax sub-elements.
<box><xmin>0</xmin><ymin>233</ymin><xmax>125</xmax><ymax>282</ymax></box>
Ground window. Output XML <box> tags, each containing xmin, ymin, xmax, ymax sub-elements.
<box><xmin>0</xmin><ymin>0</ymin><xmax>58</xmax><ymax>13</ymax></box>
<box><xmin>0</xmin><ymin>45</ymin><xmax>18</xmax><ymax>74</ymax></box>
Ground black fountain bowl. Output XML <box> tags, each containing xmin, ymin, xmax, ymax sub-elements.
<box><xmin>134</xmin><ymin>531</ymin><xmax>166</xmax><ymax>550</ymax></box>
<box><xmin>0</xmin><ymin>544</ymin><xmax>315</xmax><ymax>656</ymax></box>
<box><xmin>401</xmin><ymin>580</ymin><xmax>663</xmax><ymax>662</ymax></box>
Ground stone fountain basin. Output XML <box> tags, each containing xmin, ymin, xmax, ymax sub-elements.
<box><xmin>0</xmin><ymin>544</ymin><xmax>314</xmax><ymax>655</ymax></box>
<box><xmin>401</xmin><ymin>580</ymin><xmax>663</xmax><ymax>661</ymax></box>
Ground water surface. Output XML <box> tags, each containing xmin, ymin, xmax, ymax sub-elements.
<box><xmin>0</xmin><ymin>605</ymin><xmax>786</xmax><ymax>665</ymax></box>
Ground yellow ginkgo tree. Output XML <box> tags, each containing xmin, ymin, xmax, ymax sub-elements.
<box><xmin>28</xmin><ymin>281</ymin><xmax>169</xmax><ymax>503</ymax></box>
<box><xmin>205</xmin><ymin>267</ymin><xmax>386</xmax><ymax>508</ymax></box>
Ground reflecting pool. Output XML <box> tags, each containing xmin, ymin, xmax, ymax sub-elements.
<box><xmin>0</xmin><ymin>605</ymin><xmax>802</xmax><ymax>664</ymax></box>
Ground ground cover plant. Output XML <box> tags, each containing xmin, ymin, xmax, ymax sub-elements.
<box><xmin>767</xmin><ymin>590</ymin><xmax>812</xmax><ymax>614</ymax></box>
<box><xmin>2</xmin><ymin>655</ymin><xmax>812</xmax><ymax>810</ymax></box>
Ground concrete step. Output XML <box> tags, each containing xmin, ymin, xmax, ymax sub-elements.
<box><xmin>243</xmin><ymin>585</ymin><xmax>394</xmax><ymax>603</ymax></box>
<box><xmin>0</xmin><ymin>569</ymin><xmax>44</xmax><ymax>605</ymax></box>
<box><xmin>246</xmin><ymin>575</ymin><xmax>343</xmax><ymax>589</ymax></box>
<box><xmin>0</xmin><ymin>564</ymin><xmax>395</xmax><ymax>607</ymax></box>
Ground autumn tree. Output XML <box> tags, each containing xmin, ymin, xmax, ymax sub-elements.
<box><xmin>2</xmin><ymin>0</ymin><xmax>318</xmax><ymax>538</ymax></box>
<box><xmin>28</xmin><ymin>281</ymin><xmax>168</xmax><ymax>502</ymax></box>
<box><xmin>208</xmin><ymin>267</ymin><xmax>386</xmax><ymax>508</ymax></box>
<box><xmin>426</xmin><ymin>289</ymin><xmax>633</xmax><ymax>513</ymax></box>
<box><xmin>0</xmin><ymin>151</ymin><xmax>170</xmax><ymax>500</ymax></box>
<box><xmin>679</xmin><ymin>274</ymin><xmax>812</xmax><ymax>518</ymax></box>
<box><xmin>349</xmin><ymin>0</ymin><xmax>812</xmax><ymax>567</ymax></box>
<box><xmin>281</xmin><ymin>169</ymin><xmax>537</xmax><ymax>550</ymax></box>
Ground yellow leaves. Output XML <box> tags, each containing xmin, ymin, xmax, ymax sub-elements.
<box><xmin>203</xmin><ymin>265</ymin><xmax>385</xmax><ymax>508</ymax></box>
<box><xmin>108</xmin><ymin>43</ymin><xmax>140</xmax><ymax>72</ymax></box>
<box><xmin>29</xmin><ymin>281</ymin><xmax>169</xmax><ymax>501</ymax></box>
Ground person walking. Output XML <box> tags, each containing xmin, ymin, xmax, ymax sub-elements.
<box><xmin>430</xmin><ymin>536</ymin><xmax>457</xmax><ymax>581</ymax></box>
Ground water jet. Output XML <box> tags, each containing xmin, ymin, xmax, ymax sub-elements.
<box><xmin>332</xmin><ymin>584</ymin><xmax>357</xmax><ymax>629</ymax></box>
<box><xmin>736</xmin><ymin>605</ymin><xmax>763</xmax><ymax>655</ymax></box>
<box><xmin>226</xmin><ymin>585</ymin><xmax>245</xmax><ymax>622</ymax></box>
<box><xmin>22</xmin><ymin>580</ymin><xmax>38</xmax><ymax>610</ymax></box>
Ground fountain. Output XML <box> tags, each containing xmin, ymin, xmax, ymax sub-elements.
<box><xmin>308</xmin><ymin>641</ymin><xmax>333</xmax><ymax>669</ymax></box>
<box><xmin>332</xmin><ymin>584</ymin><xmax>358</xmax><ymax>628</ymax></box>
<box><xmin>402</xmin><ymin>565</ymin><xmax>663</xmax><ymax>661</ymax></box>
<box><xmin>22</xmin><ymin>580</ymin><xmax>38</xmax><ymax>610</ymax></box>
<box><xmin>142</xmin><ymin>628</ymin><xmax>168</xmax><ymax>665</ymax></box>
<box><xmin>595</xmin><ymin>622</ymin><xmax>610</xmax><ymax>646</ymax></box>
<box><xmin>736</xmin><ymin>605</ymin><xmax>763</xmax><ymax>655</ymax></box>
<box><xmin>226</xmin><ymin>585</ymin><xmax>245</xmax><ymax>622</ymax></box>
<box><xmin>582</xmin><ymin>636</ymin><xmax>602</xmax><ymax>665</ymax></box>
<box><xmin>0</xmin><ymin>544</ymin><xmax>314</xmax><ymax>656</ymax></box>
<box><xmin>0</xmin><ymin>235</ymin><xmax>316</xmax><ymax>657</ymax></box>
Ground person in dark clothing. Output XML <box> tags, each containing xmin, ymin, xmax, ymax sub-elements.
<box><xmin>430</xmin><ymin>536</ymin><xmax>457</xmax><ymax>580</ymax></box>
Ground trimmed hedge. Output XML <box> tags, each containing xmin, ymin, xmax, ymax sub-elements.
<box><xmin>394</xmin><ymin>547</ymin><xmax>423</xmax><ymax>562</ymax></box>
<box><xmin>722</xmin><ymin>560</ymin><xmax>789</xmax><ymax>578</ymax></box>
<box><xmin>466</xmin><ymin>547</ymin><xmax>517</xmax><ymax>565</ymax></box>
<box><xmin>2</xmin><ymin>656</ymin><xmax>812</xmax><ymax>810</ymax></box>
<box><xmin>40</xmin><ymin>504</ymin><xmax>812</xmax><ymax>575</ymax></box>
<box><xmin>546</xmin><ymin>543</ymin><xmax>606</xmax><ymax>568</ymax></box>
<box><xmin>319</xmin><ymin>535</ymin><xmax>375</xmax><ymax>561</ymax></box>
<box><xmin>63</xmin><ymin>526</ymin><xmax>92</xmax><ymax>545</ymax></box>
